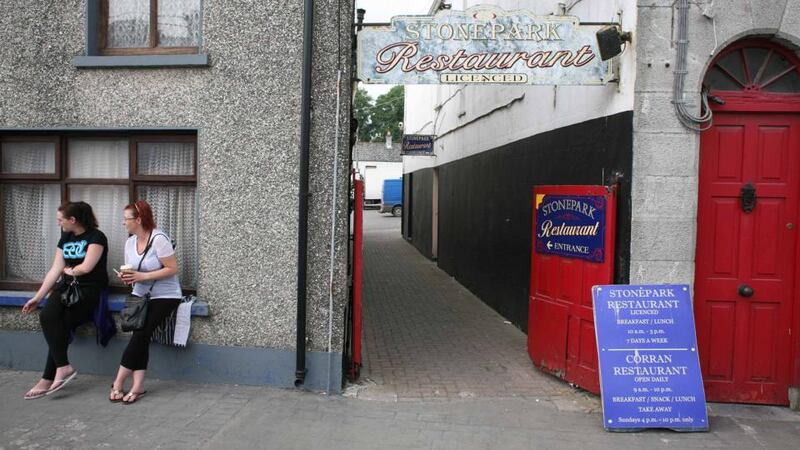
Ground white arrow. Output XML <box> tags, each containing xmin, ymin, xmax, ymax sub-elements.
<box><xmin>546</xmin><ymin>241</ymin><xmax>553</xmax><ymax>250</ymax></box>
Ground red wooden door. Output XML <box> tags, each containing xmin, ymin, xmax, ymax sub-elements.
<box><xmin>695</xmin><ymin>113</ymin><xmax>799</xmax><ymax>405</ymax></box>
<box><xmin>528</xmin><ymin>185</ymin><xmax>617</xmax><ymax>394</ymax></box>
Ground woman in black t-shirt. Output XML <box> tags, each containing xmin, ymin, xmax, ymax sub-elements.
<box><xmin>20</xmin><ymin>201</ymin><xmax>109</xmax><ymax>399</ymax></box>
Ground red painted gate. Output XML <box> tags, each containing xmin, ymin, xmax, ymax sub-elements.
<box><xmin>346</xmin><ymin>176</ymin><xmax>364</xmax><ymax>380</ymax></box>
<box><xmin>528</xmin><ymin>185</ymin><xmax>617</xmax><ymax>394</ymax></box>
<box><xmin>695</xmin><ymin>113</ymin><xmax>799</xmax><ymax>404</ymax></box>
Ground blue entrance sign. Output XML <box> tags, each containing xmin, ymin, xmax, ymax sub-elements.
<box><xmin>592</xmin><ymin>284</ymin><xmax>709</xmax><ymax>432</ymax></box>
<box><xmin>535</xmin><ymin>194</ymin><xmax>605</xmax><ymax>262</ymax></box>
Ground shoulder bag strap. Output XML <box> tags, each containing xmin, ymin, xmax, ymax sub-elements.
<box><xmin>134</xmin><ymin>232</ymin><xmax>156</xmax><ymax>294</ymax></box>
<box><xmin>137</xmin><ymin>233</ymin><xmax>170</xmax><ymax>295</ymax></box>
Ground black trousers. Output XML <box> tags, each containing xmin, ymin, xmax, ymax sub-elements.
<box><xmin>39</xmin><ymin>284</ymin><xmax>102</xmax><ymax>381</ymax></box>
<box><xmin>120</xmin><ymin>298</ymin><xmax>181</xmax><ymax>371</ymax></box>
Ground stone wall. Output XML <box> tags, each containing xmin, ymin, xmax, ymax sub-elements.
<box><xmin>631</xmin><ymin>0</ymin><xmax>800</xmax><ymax>283</ymax></box>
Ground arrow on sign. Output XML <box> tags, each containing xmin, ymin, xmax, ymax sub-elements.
<box><xmin>547</xmin><ymin>241</ymin><xmax>553</xmax><ymax>250</ymax></box>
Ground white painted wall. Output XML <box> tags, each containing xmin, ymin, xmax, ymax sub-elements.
<box><xmin>354</xmin><ymin>161</ymin><xmax>403</xmax><ymax>200</ymax></box>
<box><xmin>403</xmin><ymin>0</ymin><xmax>637</xmax><ymax>173</ymax></box>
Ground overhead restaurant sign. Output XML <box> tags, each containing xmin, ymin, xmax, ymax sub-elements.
<box><xmin>357</xmin><ymin>6</ymin><xmax>612</xmax><ymax>85</ymax></box>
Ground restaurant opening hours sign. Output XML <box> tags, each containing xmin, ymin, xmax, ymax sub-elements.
<box><xmin>357</xmin><ymin>6</ymin><xmax>612</xmax><ymax>85</ymax></box>
<box><xmin>592</xmin><ymin>284</ymin><xmax>709</xmax><ymax>432</ymax></box>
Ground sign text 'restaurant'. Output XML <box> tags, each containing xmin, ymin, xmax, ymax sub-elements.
<box><xmin>357</xmin><ymin>6</ymin><xmax>612</xmax><ymax>85</ymax></box>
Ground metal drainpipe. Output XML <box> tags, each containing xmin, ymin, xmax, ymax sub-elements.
<box><xmin>295</xmin><ymin>0</ymin><xmax>314</xmax><ymax>388</ymax></box>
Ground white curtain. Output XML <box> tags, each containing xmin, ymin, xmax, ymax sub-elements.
<box><xmin>69</xmin><ymin>185</ymin><xmax>129</xmax><ymax>286</ymax></box>
<box><xmin>138</xmin><ymin>185</ymin><xmax>197</xmax><ymax>289</ymax></box>
<box><xmin>107</xmin><ymin>0</ymin><xmax>150</xmax><ymax>48</ymax></box>
<box><xmin>2</xmin><ymin>137</ymin><xmax>199</xmax><ymax>288</ymax></box>
<box><xmin>1</xmin><ymin>184</ymin><xmax>61</xmax><ymax>281</ymax></box>
<box><xmin>68</xmin><ymin>140</ymin><xmax>129</xmax><ymax>179</ymax></box>
<box><xmin>158</xmin><ymin>0</ymin><xmax>201</xmax><ymax>47</ymax></box>
<box><xmin>137</xmin><ymin>142</ymin><xmax>194</xmax><ymax>176</ymax></box>
<box><xmin>1</xmin><ymin>142</ymin><xmax>55</xmax><ymax>174</ymax></box>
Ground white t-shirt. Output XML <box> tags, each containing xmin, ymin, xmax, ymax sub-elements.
<box><xmin>125</xmin><ymin>229</ymin><xmax>182</xmax><ymax>299</ymax></box>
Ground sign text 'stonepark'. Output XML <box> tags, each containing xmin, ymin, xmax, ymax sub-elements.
<box><xmin>357</xmin><ymin>6</ymin><xmax>612</xmax><ymax>85</ymax></box>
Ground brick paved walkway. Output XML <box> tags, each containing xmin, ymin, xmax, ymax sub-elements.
<box><xmin>353</xmin><ymin>211</ymin><xmax>586</xmax><ymax>403</ymax></box>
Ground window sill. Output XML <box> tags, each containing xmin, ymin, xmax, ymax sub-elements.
<box><xmin>73</xmin><ymin>54</ymin><xmax>209</xmax><ymax>68</ymax></box>
<box><xmin>0</xmin><ymin>291</ymin><xmax>209</xmax><ymax>316</ymax></box>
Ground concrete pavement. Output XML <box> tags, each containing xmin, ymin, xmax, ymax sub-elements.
<box><xmin>2</xmin><ymin>370</ymin><xmax>800</xmax><ymax>449</ymax></box>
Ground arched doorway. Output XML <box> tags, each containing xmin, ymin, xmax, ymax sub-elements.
<box><xmin>695</xmin><ymin>38</ymin><xmax>800</xmax><ymax>405</ymax></box>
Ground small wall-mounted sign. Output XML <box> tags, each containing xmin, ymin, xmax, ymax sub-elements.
<box><xmin>357</xmin><ymin>6</ymin><xmax>612</xmax><ymax>85</ymax></box>
<box><xmin>401</xmin><ymin>134</ymin><xmax>435</xmax><ymax>155</ymax></box>
<box><xmin>534</xmin><ymin>194</ymin><xmax>605</xmax><ymax>262</ymax></box>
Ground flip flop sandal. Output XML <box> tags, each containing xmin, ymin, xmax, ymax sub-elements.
<box><xmin>45</xmin><ymin>370</ymin><xmax>77</xmax><ymax>396</ymax></box>
<box><xmin>123</xmin><ymin>390</ymin><xmax>147</xmax><ymax>404</ymax></box>
<box><xmin>109</xmin><ymin>384</ymin><xmax>126</xmax><ymax>403</ymax></box>
<box><xmin>24</xmin><ymin>389</ymin><xmax>49</xmax><ymax>400</ymax></box>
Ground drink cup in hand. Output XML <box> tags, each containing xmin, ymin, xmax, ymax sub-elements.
<box><xmin>117</xmin><ymin>264</ymin><xmax>134</xmax><ymax>284</ymax></box>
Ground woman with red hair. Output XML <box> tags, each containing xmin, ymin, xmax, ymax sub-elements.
<box><xmin>110</xmin><ymin>200</ymin><xmax>182</xmax><ymax>404</ymax></box>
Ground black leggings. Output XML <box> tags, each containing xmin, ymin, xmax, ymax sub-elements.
<box><xmin>39</xmin><ymin>284</ymin><xmax>102</xmax><ymax>381</ymax></box>
<box><xmin>120</xmin><ymin>298</ymin><xmax>181</xmax><ymax>371</ymax></box>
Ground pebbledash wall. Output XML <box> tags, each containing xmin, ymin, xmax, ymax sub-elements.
<box><xmin>0</xmin><ymin>0</ymin><xmax>353</xmax><ymax>392</ymax></box>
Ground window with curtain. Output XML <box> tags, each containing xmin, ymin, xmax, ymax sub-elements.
<box><xmin>101</xmin><ymin>0</ymin><xmax>202</xmax><ymax>55</ymax></box>
<box><xmin>0</xmin><ymin>134</ymin><xmax>197</xmax><ymax>292</ymax></box>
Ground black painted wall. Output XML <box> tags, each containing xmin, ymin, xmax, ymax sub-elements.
<box><xmin>430</xmin><ymin>111</ymin><xmax>634</xmax><ymax>331</ymax></box>
<box><xmin>402</xmin><ymin>173</ymin><xmax>411</xmax><ymax>238</ymax></box>
<box><xmin>408</xmin><ymin>168</ymin><xmax>434</xmax><ymax>259</ymax></box>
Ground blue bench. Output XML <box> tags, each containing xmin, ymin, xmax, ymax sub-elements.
<box><xmin>0</xmin><ymin>291</ymin><xmax>209</xmax><ymax>316</ymax></box>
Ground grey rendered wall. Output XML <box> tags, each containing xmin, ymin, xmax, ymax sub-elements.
<box><xmin>0</xmin><ymin>0</ymin><xmax>352</xmax><ymax>370</ymax></box>
<box><xmin>632</xmin><ymin>0</ymin><xmax>800</xmax><ymax>284</ymax></box>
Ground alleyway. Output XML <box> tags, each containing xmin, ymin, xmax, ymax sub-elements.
<box><xmin>354</xmin><ymin>210</ymin><xmax>585</xmax><ymax>402</ymax></box>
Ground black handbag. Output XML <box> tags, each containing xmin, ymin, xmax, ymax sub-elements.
<box><xmin>59</xmin><ymin>276</ymin><xmax>81</xmax><ymax>307</ymax></box>
<box><xmin>120</xmin><ymin>233</ymin><xmax>159</xmax><ymax>332</ymax></box>
<box><xmin>120</xmin><ymin>293</ymin><xmax>150</xmax><ymax>332</ymax></box>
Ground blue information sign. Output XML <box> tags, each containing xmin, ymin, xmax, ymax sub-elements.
<box><xmin>535</xmin><ymin>194</ymin><xmax>605</xmax><ymax>262</ymax></box>
<box><xmin>592</xmin><ymin>284</ymin><xmax>709</xmax><ymax>432</ymax></box>
<box><xmin>402</xmin><ymin>134</ymin><xmax>435</xmax><ymax>155</ymax></box>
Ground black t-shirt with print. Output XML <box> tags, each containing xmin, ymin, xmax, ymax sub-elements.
<box><xmin>57</xmin><ymin>228</ymin><xmax>109</xmax><ymax>286</ymax></box>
